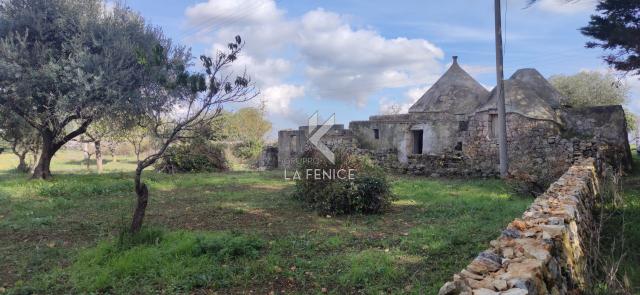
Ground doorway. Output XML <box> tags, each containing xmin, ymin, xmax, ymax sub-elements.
<box><xmin>412</xmin><ymin>130</ymin><xmax>423</xmax><ymax>154</ymax></box>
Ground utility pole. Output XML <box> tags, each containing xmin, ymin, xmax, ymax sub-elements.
<box><xmin>494</xmin><ymin>0</ymin><xmax>509</xmax><ymax>177</ymax></box>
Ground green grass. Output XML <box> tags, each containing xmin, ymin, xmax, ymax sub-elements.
<box><xmin>0</xmin><ymin>150</ymin><xmax>532</xmax><ymax>294</ymax></box>
<box><xmin>0</xmin><ymin>149</ymin><xmax>138</xmax><ymax>173</ymax></box>
<box><xmin>69</xmin><ymin>229</ymin><xmax>265</xmax><ymax>293</ymax></box>
<box><xmin>596</xmin><ymin>149</ymin><xmax>640</xmax><ymax>294</ymax></box>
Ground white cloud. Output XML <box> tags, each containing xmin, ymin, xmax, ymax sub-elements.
<box><xmin>379</xmin><ymin>85</ymin><xmax>431</xmax><ymax>114</ymax></box>
<box><xmin>406</xmin><ymin>85</ymin><xmax>431</xmax><ymax>103</ymax></box>
<box><xmin>185</xmin><ymin>0</ymin><xmax>300</xmax><ymax>114</ymax></box>
<box><xmin>185</xmin><ymin>0</ymin><xmax>294</xmax><ymax>59</ymax></box>
<box><xmin>533</xmin><ymin>0</ymin><xmax>597</xmax><ymax>14</ymax></box>
<box><xmin>260</xmin><ymin>84</ymin><xmax>305</xmax><ymax>115</ymax></box>
<box><xmin>299</xmin><ymin>9</ymin><xmax>444</xmax><ymax>105</ymax></box>
<box><xmin>184</xmin><ymin>0</ymin><xmax>446</xmax><ymax>116</ymax></box>
<box><xmin>185</xmin><ymin>0</ymin><xmax>283</xmax><ymax>27</ymax></box>
<box><xmin>224</xmin><ymin>55</ymin><xmax>293</xmax><ymax>87</ymax></box>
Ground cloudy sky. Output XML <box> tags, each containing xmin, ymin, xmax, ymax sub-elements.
<box><xmin>124</xmin><ymin>0</ymin><xmax>639</xmax><ymax>139</ymax></box>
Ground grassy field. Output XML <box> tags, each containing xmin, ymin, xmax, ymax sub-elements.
<box><xmin>0</xmin><ymin>149</ymin><xmax>532</xmax><ymax>294</ymax></box>
<box><xmin>600</xmin><ymin>150</ymin><xmax>640</xmax><ymax>294</ymax></box>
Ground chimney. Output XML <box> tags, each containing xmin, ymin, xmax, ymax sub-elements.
<box><xmin>452</xmin><ymin>56</ymin><xmax>458</xmax><ymax>64</ymax></box>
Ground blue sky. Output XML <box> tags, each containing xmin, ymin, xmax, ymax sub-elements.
<box><xmin>123</xmin><ymin>0</ymin><xmax>639</xmax><ymax>139</ymax></box>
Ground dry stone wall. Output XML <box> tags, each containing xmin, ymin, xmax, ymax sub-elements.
<box><xmin>438</xmin><ymin>158</ymin><xmax>612</xmax><ymax>295</ymax></box>
<box><xmin>399</xmin><ymin>106</ymin><xmax>631</xmax><ymax>183</ymax></box>
<box><xmin>271</xmin><ymin>106</ymin><xmax>630</xmax><ymax>182</ymax></box>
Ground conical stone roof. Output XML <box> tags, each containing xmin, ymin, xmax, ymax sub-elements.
<box><xmin>409</xmin><ymin>56</ymin><xmax>489</xmax><ymax>115</ymax></box>
<box><xmin>509</xmin><ymin>68</ymin><xmax>563</xmax><ymax>108</ymax></box>
<box><xmin>477</xmin><ymin>79</ymin><xmax>560</xmax><ymax>123</ymax></box>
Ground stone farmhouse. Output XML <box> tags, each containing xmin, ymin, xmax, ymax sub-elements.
<box><xmin>271</xmin><ymin>56</ymin><xmax>631</xmax><ymax>181</ymax></box>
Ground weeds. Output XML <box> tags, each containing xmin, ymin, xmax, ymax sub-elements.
<box><xmin>69</xmin><ymin>230</ymin><xmax>264</xmax><ymax>293</ymax></box>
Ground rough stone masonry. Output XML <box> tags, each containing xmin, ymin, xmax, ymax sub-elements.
<box><xmin>438</xmin><ymin>158</ymin><xmax>614</xmax><ymax>295</ymax></box>
<box><xmin>271</xmin><ymin>56</ymin><xmax>631</xmax><ymax>182</ymax></box>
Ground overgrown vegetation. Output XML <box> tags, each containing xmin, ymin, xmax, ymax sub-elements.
<box><xmin>69</xmin><ymin>229</ymin><xmax>264</xmax><ymax>293</ymax></box>
<box><xmin>590</xmin><ymin>150</ymin><xmax>640</xmax><ymax>294</ymax></box>
<box><xmin>293</xmin><ymin>149</ymin><xmax>396</xmax><ymax>215</ymax></box>
<box><xmin>220</xmin><ymin>107</ymin><xmax>272</xmax><ymax>162</ymax></box>
<box><xmin>549</xmin><ymin>71</ymin><xmax>636</xmax><ymax>131</ymax></box>
<box><xmin>155</xmin><ymin>141</ymin><xmax>228</xmax><ymax>173</ymax></box>
<box><xmin>0</xmin><ymin>151</ymin><xmax>530</xmax><ymax>294</ymax></box>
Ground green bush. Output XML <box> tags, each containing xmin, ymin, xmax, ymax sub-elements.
<box><xmin>155</xmin><ymin>141</ymin><xmax>228</xmax><ymax>173</ymax></box>
<box><xmin>232</xmin><ymin>139</ymin><xmax>263</xmax><ymax>160</ymax></box>
<box><xmin>293</xmin><ymin>149</ymin><xmax>395</xmax><ymax>215</ymax></box>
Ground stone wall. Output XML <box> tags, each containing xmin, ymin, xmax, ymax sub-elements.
<box><xmin>561</xmin><ymin>106</ymin><xmax>632</xmax><ymax>172</ymax></box>
<box><xmin>276</xmin><ymin>106</ymin><xmax>631</xmax><ymax>181</ymax></box>
<box><xmin>438</xmin><ymin>158</ymin><xmax>613</xmax><ymax>295</ymax></box>
<box><xmin>277</xmin><ymin>125</ymin><xmax>356</xmax><ymax>168</ymax></box>
<box><xmin>257</xmin><ymin>146</ymin><xmax>278</xmax><ymax>170</ymax></box>
<box><xmin>462</xmin><ymin>112</ymin><xmax>571</xmax><ymax>180</ymax></box>
<box><xmin>400</xmin><ymin>106</ymin><xmax>631</xmax><ymax>182</ymax></box>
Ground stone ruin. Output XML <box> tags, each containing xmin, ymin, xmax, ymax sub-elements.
<box><xmin>269</xmin><ymin>56</ymin><xmax>632</xmax><ymax>182</ymax></box>
<box><xmin>264</xmin><ymin>57</ymin><xmax>634</xmax><ymax>294</ymax></box>
<box><xmin>257</xmin><ymin>145</ymin><xmax>278</xmax><ymax>170</ymax></box>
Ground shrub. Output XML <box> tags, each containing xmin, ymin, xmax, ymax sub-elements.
<box><xmin>232</xmin><ymin>139</ymin><xmax>263</xmax><ymax>160</ymax></box>
<box><xmin>155</xmin><ymin>141</ymin><xmax>228</xmax><ymax>173</ymax></box>
<box><xmin>293</xmin><ymin>148</ymin><xmax>395</xmax><ymax>215</ymax></box>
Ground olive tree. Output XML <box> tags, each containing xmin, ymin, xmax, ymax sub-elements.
<box><xmin>0</xmin><ymin>108</ymin><xmax>40</xmax><ymax>172</ymax></box>
<box><xmin>80</xmin><ymin>120</ymin><xmax>119</xmax><ymax>173</ymax></box>
<box><xmin>0</xmin><ymin>0</ymin><xmax>180</xmax><ymax>179</ymax></box>
<box><xmin>549</xmin><ymin>71</ymin><xmax>636</xmax><ymax>131</ymax></box>
<box><xmin>129</xmin><ymin>36</ymin><xmax>256</xmax><ymax>233</ymax></box>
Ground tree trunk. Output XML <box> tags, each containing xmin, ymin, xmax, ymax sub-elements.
<box><xmin>130</xmin><ymin>167</ymin><xmax>149</xmax><ymax>233</ymax></box>
<box><xmin>111</xmin><ymin>148</ymin><xmax>117</xmax><ymax>163</ymax></box>
<box><xmin>30</xmin><ymin>152</ymin><xmax>38</xmax><ymax>173</ymax></box>
<box><xmin>82</xmin><ymin>141</ymin><xmax>90</xmax><ymax>170</ymax></box>
<box><xmin>95</xmin><ymin>140</ymin><xmax>103</xmax><ymax>174</ymax></box>
<box><xmin>32</xmin><ymin>132</ymin><xmax>56</xmax><ymax>179</ymax></box>
<box><xmin>108</xmin><ymin>142</ymin><xmax>117</xmax><ymax>163</ymax></box>
<box><xmin>11</xmin><ymin>142</ymin><xmax>29</xmax><ymax>173</ymax></box>
<box><xmin>16</xmin><ymin>151</ymin><xmax>28</xmax><ymax>173</ymax></box>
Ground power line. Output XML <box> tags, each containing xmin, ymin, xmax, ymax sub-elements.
<box><xmin>179</xmin><ymin>0</ymin><xmax>268</xmax><ymax>42</ymax></box>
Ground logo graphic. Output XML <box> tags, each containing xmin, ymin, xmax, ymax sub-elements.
<box><xmin>308</xmin><ymin>112</ymin><xmax>335</xmax><ymax>164</ymax></box>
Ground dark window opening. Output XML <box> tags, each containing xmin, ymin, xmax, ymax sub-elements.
<box><xmin>412</xmin><ymin>130</ymin><xmax>423</xmax><ymax>154</ymax></box>
<box><xmin>489</xmin><ymin>114</ymin><xmax>498</xmax><ymax>138</ymax></box>
<box><xmin>458</xmin><ymin>121</ymin><xmax>468</xmax><ymax>132</ymax></box>
<box><xmin>454</xmin><ymin>141</ymin><xmax>462</xmax><ymax>151</ymax></box>
<box><xmin>373</xmin><ymin>128</ymin><xmax>379</xmax><ymax>139</ymax></box>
